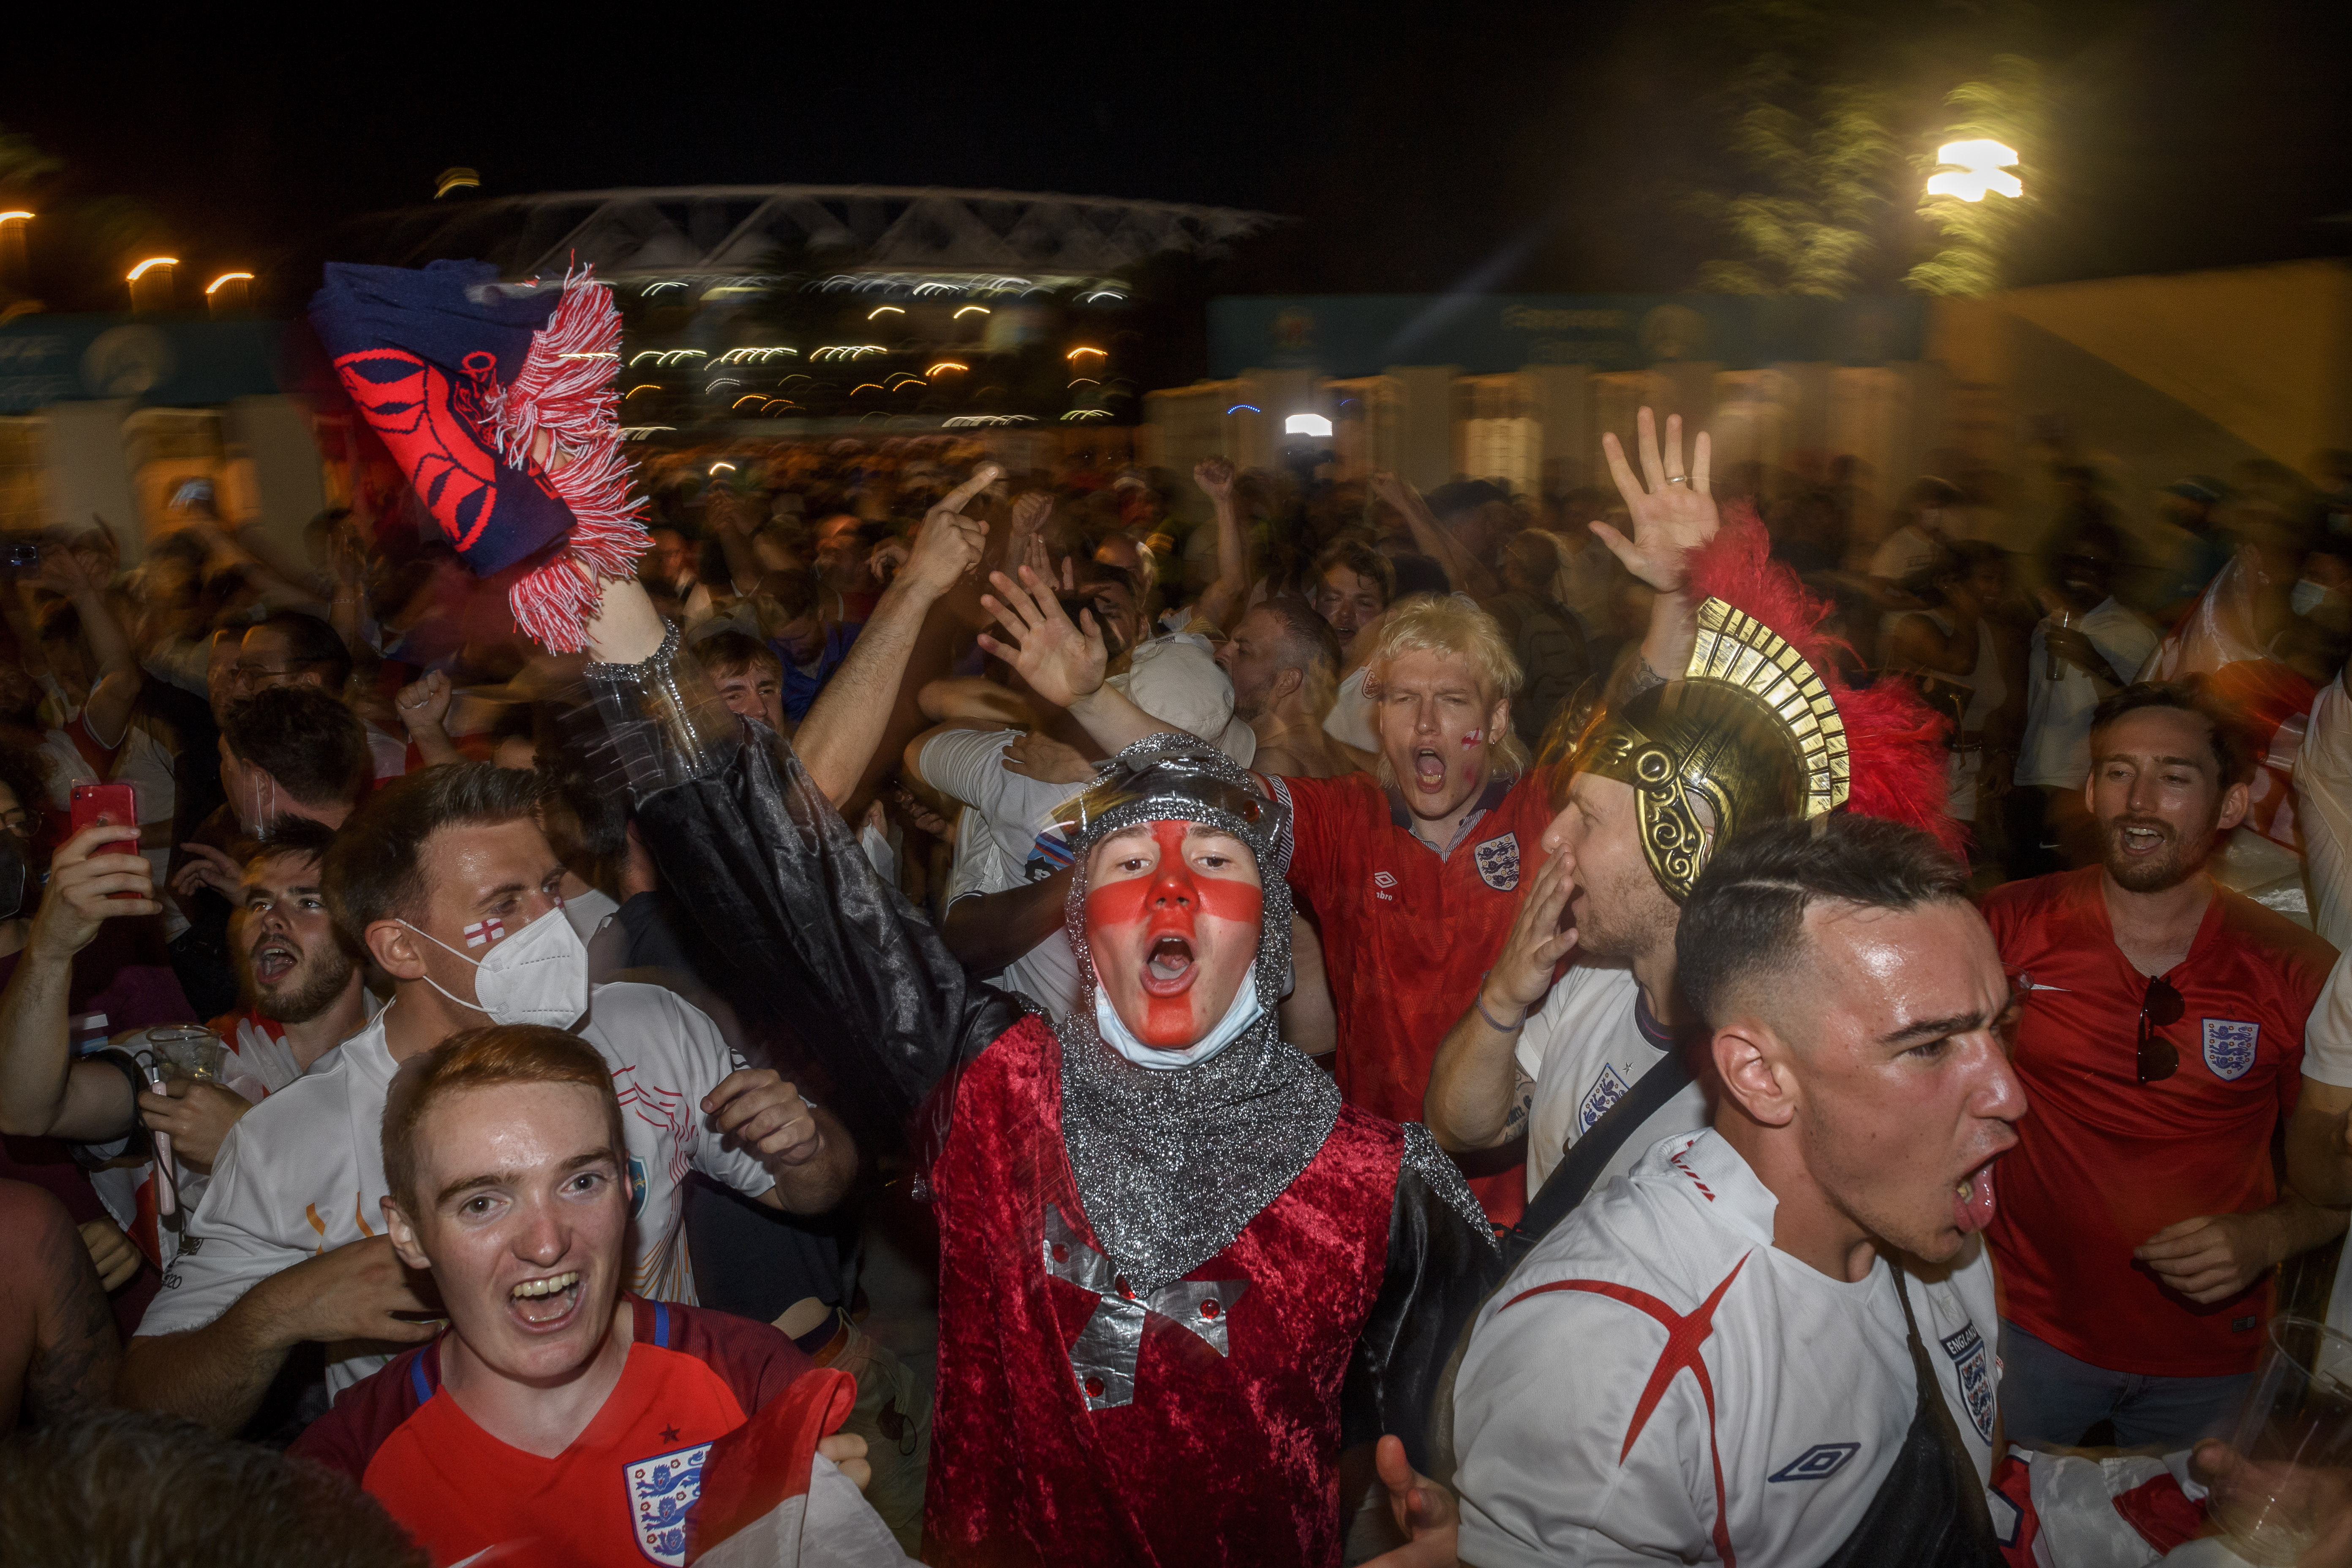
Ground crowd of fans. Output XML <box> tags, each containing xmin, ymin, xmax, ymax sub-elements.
<box><xmin>6</xmin><ymin>416</ymin><xmax>2352</xmax><ymax>1563</ymax></box>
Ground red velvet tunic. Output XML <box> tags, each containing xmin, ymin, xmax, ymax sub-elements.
<box><xmin>924</xmin><ymin>1014</ymin><xmax>1401</xmax><ymax>1568</ymax></box>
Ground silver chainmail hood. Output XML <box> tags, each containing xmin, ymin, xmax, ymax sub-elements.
<box><xmin>1052</xmin><ymin>734</ymin><xmax>1342</xmax><ymax>1293</ymax></box>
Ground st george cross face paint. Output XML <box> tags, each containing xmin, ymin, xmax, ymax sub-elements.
<box><xmin>1083</xmin><ymin>820</ymin><xmax>1264</xmax><ymax>1049</ymax></box>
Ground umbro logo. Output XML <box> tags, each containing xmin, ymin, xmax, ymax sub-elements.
<box><xmin>1768</xmin><ymin>1442</ymin><xmax>1860</xmax><ymax>1482</ymax></box>
<box><xmin>1373</xmin><ymin>871</ymin><xmax>1397</xmax><ymax>888</ymax></box>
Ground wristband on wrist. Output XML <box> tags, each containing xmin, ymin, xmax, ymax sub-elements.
<box><xmin>1475</xmin><ymin>970</ymin><xmax>1524</xmax><ymax>1033</ymax></box>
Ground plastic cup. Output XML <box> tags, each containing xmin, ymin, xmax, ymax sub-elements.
<box><xmin>2207</xmin><ymin>1316</ymin><xmax>2352</xmax><ymax>1564</ymax></box>
<box><xmin>143</xmin><ymin>1026</ymin><xmax>224</xmax><ymax>1083</ymax></box>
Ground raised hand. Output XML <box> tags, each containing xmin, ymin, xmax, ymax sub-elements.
<box><xmin>1194</xmin><ymin>455</ymin><xmax>1235</xmax><ymax>501</ymax></box>
<box><xmin>977</xmin><ymin>565</ymin><xmax>1106</xmax><ymax>710</ymax></box>
<box><xmin>33</xmin><ymin>824</ymin><xmax>157</xmax><ymax>959</ymax></box>
<box><xmin>1484</xmin><ymin>852</ymin><xmax>1579</xmax><ymax>1020</ymax></box>
<box><xmin>901</xmin><ymin>464</ymin><xmax>1001</xmax><ymax>600</ymax></box>
<box><xmin>1595</xmin><ymin>407</ymin><xmax>1718</xmax><ymax>592</ymax></box>
<box><xmin>395</xmin><ymin>668</ymin><xmax>454</xmax><ymax>736</ymax></box>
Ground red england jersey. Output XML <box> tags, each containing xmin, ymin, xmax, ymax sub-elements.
<box><xmin>1983</xmin><ymin>868</ymin><xmax>2336</xmax><ymax>1376</ymax></box>
<box><xmin>295</xmin><ymin>1297</ymin><xmax>821</xmax><ymax>1568</ymax></box>
<box><xmin>1269</xmin><ymin>770</ymin><xmax>1556</xmax><ymax>1225</ymax></box>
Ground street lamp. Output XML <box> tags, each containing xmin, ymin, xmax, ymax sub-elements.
<box><xmin>1284</xmin><ymin>413</ymin><xmax>1334</xmax><ymax>438</ymax></box>
<box><xmin>206</xmin><ymin>271</ymin><xmax>254</xmax><ymax>314</ymax></box>
<box><xmin>1925</xmin><ymin>140</ymin><xmax>2023</xmax><ymax>203</ymax></box>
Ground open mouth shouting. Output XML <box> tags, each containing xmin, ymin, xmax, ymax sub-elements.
<box><xmin>1412</xmin><ymin>746</ymin><xmax>1452</xmax><ymax>795</ymax></box>
<box><xmin>508</xmin><ymin>1269</ymin><xmax>584</xmax><ymax>1329</ymax></box>
<box><xmin>2113</xmin><ymin>819</ymin><xmax>2171</xmax><ymax>859</ymax></box>
<box><xmin>1143</xmin><ymin>934</ymin><xmax>1196</xmax><ymax>996</ymax></box>
<box><xmin>1952</xmin><ymin>1157</ymin><xmax>2002</xmax><ymax>1235</ymax></box>
<box><xmin>250</xmin><ymin>938</ymin><xmax>300</xmax><ymax>985</ymax></box>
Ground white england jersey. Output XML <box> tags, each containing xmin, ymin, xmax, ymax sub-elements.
<box><xmin>1516</xmin><ymin>959</ymin><xmax>1710</xmax><ymax>1195</ymax></box>
<box><xmin>1454</xmin><ymin>1128</ymin><xmax>2001</xmax><ymax>1568</ymax></box>
<box><xmin>135</xmin><ymin>982</ymin><xmax>776</xmax><ymax>1399</ymax></box>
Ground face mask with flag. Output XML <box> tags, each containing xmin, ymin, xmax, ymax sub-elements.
<box><xmin>308</xmin><ymin>259</ymin><xmax>647</xmax><ymax>652</ymax></box>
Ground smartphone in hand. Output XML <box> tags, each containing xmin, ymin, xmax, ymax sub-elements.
<box><xmin>68</xmin><ymin>783</ymin><xmax>144</xmax><ymax>900</ymax></box>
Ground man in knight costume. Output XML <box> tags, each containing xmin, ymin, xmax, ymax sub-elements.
<box><xmin>309</xmin><ymin>261</ymin><xmax>1496</xmax><ymax>1567</ymax></box>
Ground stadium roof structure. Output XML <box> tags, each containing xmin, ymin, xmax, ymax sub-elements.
<box><xmin>362</xmin><ymin>185</ymin><xmax>1284</xmax><ymax>285</ymax></box>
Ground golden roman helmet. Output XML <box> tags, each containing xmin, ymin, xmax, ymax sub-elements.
<box><xmin>1561</xmin><ymin>598</ymin><xmax>1849</xmax><ymax>902</ymax></box>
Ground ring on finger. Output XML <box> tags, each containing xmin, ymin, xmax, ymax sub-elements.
<box><xmin>1667</xmin><ymin>475</ymin><xmax>1689</xmax><ymax>485</ymax></box>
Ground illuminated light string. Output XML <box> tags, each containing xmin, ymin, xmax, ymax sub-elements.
<box><xmin>1068</xmin><ymin>378</ymin><xmax>1100</xmax><ymax>388</ymax></box>
<box><xmin>625</xmin><ymin>386</ymin><xmax>662</xmax><ymax>400</ymax></box>
<box><xmin>1227</xmin><ymin>404</ymin><xmax>1261</xmax><ymax>415</ymax></box>
<box><xmin>1061</xmin><ymin>409</ymin><xmax>1113</xmax><ymax>422</ymax></box>
<box><xmin>708</xmin><ymin>378</ymin><xmax>744</xmax><ymax>390</ymax></box>
<box><xmin>1065</xmin><ymin>346</ymin><xmax>1107</xmax><ymax>361</ymax></box>
<box><xmin>0</xmin><ymin>211</ymin><xmax>31</xmax><ymax>223</ymax></box>
<box><xmin>126</xmin><ymin>256</ymin><xmax>177</xmax><ymax>282</ymax></box>
<box><xmin>927</xmin><ymin>362</ymin><xmax>969</xmax><ymax>376</ymax></box>
<box><xmin>868</xmin><ymin>306</ymin><xmax>904</xmax><ymax>319</ymax></box>
<box><xmin>954</xmin><ymin>305</ymin><xmax>990</xmax><ymax>318</ymax></box>
<box><xmin>205</xmin><ymin>271</ymin><xmax>255</xmax><ymax>296</ymax></box>
<box><xmin>710</xmin><ymin>462</ymin><xmax>738</xmax><ymax>474</ymax></box>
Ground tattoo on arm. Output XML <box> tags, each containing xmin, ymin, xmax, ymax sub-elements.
<box><xmin>26</xmin><ymin>1231</ymin><xmax>119</xmax><ymax>1422</ymax></box>
<box><xmin>1502</xmin><ymin>1068</ymin><xmax>1534</xmax><ymax>1140</ymax></box>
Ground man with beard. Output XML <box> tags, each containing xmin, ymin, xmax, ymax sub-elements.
<box><xmin>1985</xmin><ymin>681</ymin><xmax>2341</xmax><ymax>1448</ymax></box>
<box><xmin>0</xmin><ymin>819</ymin><xmax>368</xmax><ymax>1279</ymax></box>
<box><xmin>1423</xmin><ymin>500</ymin><xmax>1962</xmax><ymax>1240</ymax></box>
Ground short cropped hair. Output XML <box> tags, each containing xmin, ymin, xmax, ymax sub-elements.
<box><xmin>0</xmin><ymin>1407</ymin><xmax>426</xmax><ymax>1568</ymax></box>
<box><xmin>252</xmin><ymin>611</ymin><xmax>354</xmax><ymax>694</ymax></box>
<box><xmin>241</xmin><ymin>813</ymin><xmax>340</xmax><ymax>867</ymax></box>
<box><xmin>1676</xmin><ymin>815</ymin><xmax>1971</xmax><ymax>1029</ymax></box>
<box><xmin>221</xmin><ymin>687</ymin><xmax>372</xmax><ymax>810</ymax></box>
<box><xmin>1368</xmin><ymin>594</ymin><xmax>1528</xmax><ymax>774</ymax></box>
<box><xmin>695</xmin><ymin>629</ymin><xmax>782</xmax><ymax>682</ymax></box>
<box><xmin>1312</xmin><ymin>539</ymin><xmax>1394</xmax><ymax>606</ymax></box>
<box><xmin>323</xmin><ymin>762</ymin><xmax>544</xmax><ymax>938</ymax></box>
<box><xmin>2089</xmin><ymin>680</ymin><xmax>2254</xmax><ymax>788</ymax></box>
<box><xmin>382</xmin><ymin>1024</ymin><xmax>625</xmax><ymax>1217</ymax></box>
<box><xmin>1252</xmin><ymin>595</ymin><xmax>1345</xmax><ymax>715</ymax></box>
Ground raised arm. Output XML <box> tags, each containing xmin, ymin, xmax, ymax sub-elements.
<box><xmin>1190</xmin><ymin>457</ymin><xmax>1252</xmax><ymax>632</ymax></box>
<box><xmin>41</xmin><ymin>544</ymin><xmax>142</xmax><ymax>746</ymax></box>
<box><xmin>1596</xmin><ymin>408</ymin><xmax>1720</xmax><ymax>697</ymax></box>
<box><xmin>977</xmin><ymin>564</ymin><xmax>1180</xmax><ymax>755</ymax></box>
<box><xmin>1424</xmin><ymin>852</ymin><xmax>1576</xmax><ymax>1153</ymax></box>
<box><xmin>791</xmin><ymin>465</ymin><xmax>997</xmax><ymax>805</ymax></box>
<box><xmin>1372</xmin><ymin>472</ymin><xmax>1501</xmax><ymax>599</ymax></box>
<box><xmin>0</xmin><ymin>824</ymin><xmax>157</xmax><ymax>1141</ymax></box>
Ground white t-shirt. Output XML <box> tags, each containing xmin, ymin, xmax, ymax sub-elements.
<box><xmin>135</xmin><ymin>982</ymin><xmax>775</xmax><ymax>1399</ymax></box>
<box><xmin>1323</xmin><ymin>665</ymin><xmax>1378</xmax><ymax>752</ymax></box>
<box><xmin>2295</xmin><ymin>670</ymin><xmax>2352</xmax><ymax>953</ymax></box>
<box><xmin>1516</xmin><ymin>960</ymin><xmax>1710</xmax><ymax>1197</ymax></box>
<box><xmin>2016</xmin><ymin>598</ymin><xmax>2160</xmax><ymax>788</ymax></box>
<box><xmin>1868</xmin><ymin>523</ymin><xmax>1945</xmax><ymax>583</ymax></box>
<box><xmin>1453</xmin><ymin>1128</ymin><xmax>2001</xmax><ymax>1568</ymax></box>
<box><xmin>942</xmin><ymin>803</ymin><xmax>1083</xmax><ymax>1020</ymax></box>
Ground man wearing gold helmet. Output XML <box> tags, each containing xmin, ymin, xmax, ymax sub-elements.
<box><xmin>1423</xmin><ymin>412</ymin><xmax>1964</xmax><ymax>1263</ymax></box>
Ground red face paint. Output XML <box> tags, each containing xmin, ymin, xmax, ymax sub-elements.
<box><xmin>1084</xmin><ymin>819</ymin><xmax>1263</xmax><ymax>1048</ymax></box>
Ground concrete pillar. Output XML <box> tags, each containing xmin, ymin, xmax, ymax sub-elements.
<box><xmin>226</xmin><ymin>395</ymin><xmax>327</xmax><ymax>559</ymax></box>
<box><xmin>1522</xmin><ymin>364</ymin><xmax>1593</xmax><ymax>494</ymax></box>
<box><xmin>41</xmin><ymin>399</ymin><xmax>140</xmax><ymax>559</ymax></box>
<box><xmin>1383</xmin><ymin>365</ymin><xmax>1460</xmax><ymax>490</ymax></box>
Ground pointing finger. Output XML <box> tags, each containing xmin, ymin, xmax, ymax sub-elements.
<box><xmin>936</xmin><ymin>464</ymin><xmax>1002</xmax><ymax>517</ymax></box>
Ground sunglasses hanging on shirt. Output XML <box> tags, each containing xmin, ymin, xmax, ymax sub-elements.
<box><xmin>2137</xmin><ymin>972</ymin><xmax>2185</xmax><ymax>1085</ymax></box>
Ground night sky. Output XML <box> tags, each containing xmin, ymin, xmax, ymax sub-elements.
<box><xmin>7</xmin><ymin>1</ymin><xmax>2350</xmax><ymax>314</ymax></box>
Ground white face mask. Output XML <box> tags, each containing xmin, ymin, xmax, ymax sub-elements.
<box><xmin>1092</xmin><ymin>960</ymin><xmax>1264</xmax><ymax>1071</ymax></box>
<box><xmin>2294</xmin><ymin>579</ymin><xmax>2330</xmax><ymax>616</ymax></box>
<box><xmin>400</xmin><ymin>906</ymin><xmax>590</xmax><ymax>1029</ymax></box>
<box><xmin>560</xmin><ymin>886</ymin><xmax>620</xmax><ymax>945</ymax></box>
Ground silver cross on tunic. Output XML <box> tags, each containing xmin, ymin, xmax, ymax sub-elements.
<box><xmin>1041</xmin><ymin>1204</ymin><xmax>1250</xmax><ymax>1411</ymax></box>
